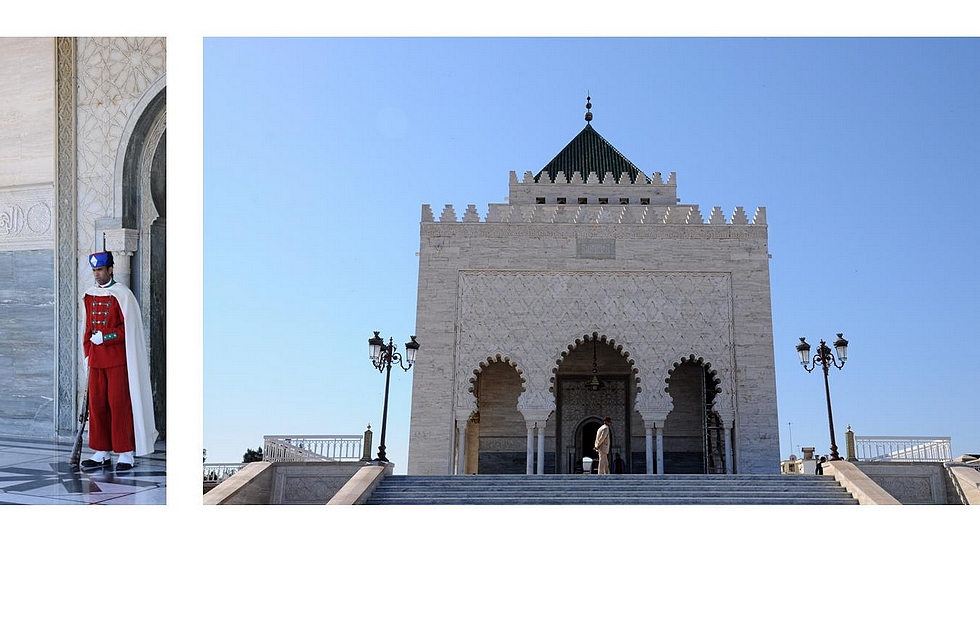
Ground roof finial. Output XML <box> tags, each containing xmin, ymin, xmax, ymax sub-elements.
<box><xmin>584</xmin><ymin>93</ymin><xmax>593</xmax><ymax>123</ymax></box>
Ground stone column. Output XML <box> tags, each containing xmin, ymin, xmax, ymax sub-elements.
<box><xmin>360</xmin><ymin>425</ymin><xmax>373</xmax><ymax>462</ymax></box>
<box><xmin>525</xmin><ymin>422</ymin><xmax>535</xmax><ymax>475</ymax></box>
<box><xmin>637</xmin><ymin>404</ymin><xmax>669</xmax><ymax>475</ymax></box>
<box><xmin>645</xmin><ymin>426</ymin><xmax>654</xmax><ymax>475</ymax></box>
<box><xmin>845</xmin><ymin>425</ymin><xmax>857</xmax><ymax>461</ymax></box>
<box><xmin>103</xmin><ymin>227</ymin><xmax>139</xmax><ymax>288</ymax></box>
<box><xmin>536</xmin><ymin>423</ymin><xmax>545</xmax><ymax>475</ymax></box>
<box><xmin>724</xmin><ymin>424</ymin><xmax>733</xmax><ymax>474</ymax></box>
<box><xmin>518</xmin><ymin>407</ymin><xmax>551</xmax><ymax>476</ymax></box>
<box><xmin>457</xmin><ymin>420</ymin><xmax>467</xmax><ymax>475</ymax></box>
<box><xmin>655</xmin><ymin>424</ymin><xmax>664</xmax><ymax>475</ymax></box>
<box><xmin>454</xmin><ymin>406</ymin><xmax>475</xmax><ymax>475</ymax></box>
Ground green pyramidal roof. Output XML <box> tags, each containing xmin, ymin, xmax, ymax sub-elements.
<box><xmin>535</xmin><ymin>123</ymin><xmax>648</xmax><ymax>184</ymax></box>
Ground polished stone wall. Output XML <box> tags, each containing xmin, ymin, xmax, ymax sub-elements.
<box><xmin>0</xmin><ymin>250</ymin><xmax>55</xmax><ymax>436</ymax></box>
<box><xmin>0</xmin><ymin>39</ymin><xmax>56</xmax><ymax>437</ymax></box>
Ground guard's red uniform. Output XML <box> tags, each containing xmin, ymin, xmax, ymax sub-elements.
<box><xmin>84</xmin><ymin>293</ymin><xmax>135</xmax><ymax>453</ymax></box>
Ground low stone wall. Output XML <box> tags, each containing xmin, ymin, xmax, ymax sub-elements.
<box><xmin>946</xmin><ymin>465</ymin><xmax>980</xmax><ymax>505</ymax></box>
<box><xmin>204</xmin><ymin>461</ymin><xmax>375</xmax><ymax>505</ymax></box>
<box><xmin>269</xmin><ymin>461</ymin><xmax>371</xmax><ymax>505</ymax></box>
<box><xmin>327</xmin><ymin>463</ymin><xmax>393</xmax><ymax>505</ymax></box>
<box><xmin>203</xmin><ymin>462</ymin><xmax>275</xmax><ymax>505</ymax></box>
<box><xmin>850</xmin><ymin>461</ymin><xmax>951</xmax><ymax>505</ymax></box>
<box><xmin>822</xmin><ymin>460</ymin><xmax>901</xmax><ymax>505</ymax></box>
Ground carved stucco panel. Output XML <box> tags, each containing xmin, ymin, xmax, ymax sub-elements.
<box><xmin>455</xmin><ymin>271</ymin><xmax>734</xmax><ymax>414</ymax></box>
<box><xmin>0</xmin><ymin>185</ymin><xmax>54</xmax><ymax>250</ymax></box>
<box><xmin>74</xmin><ymin>37</ymin><xmax>166</xmax><ymax>282</ymax></box>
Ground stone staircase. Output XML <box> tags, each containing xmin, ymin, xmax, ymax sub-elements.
<box><xmin>365</xmin><ymin>473</ymin><xmax>859</xmax><ymax>505</ymax></box>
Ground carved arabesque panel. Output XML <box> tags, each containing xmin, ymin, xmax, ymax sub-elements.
<box><xmin>455</xmin><ymin>271</ymin><xmax>734</xmax><ymax>414</ymax></box>
<box><xmin>74</xmin><ymin>37</ymin><xmax>166</xmax><ymax>285</ymax></box>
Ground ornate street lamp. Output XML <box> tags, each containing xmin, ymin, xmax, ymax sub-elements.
<box><xmin>796</xmin><ymin>333</ymin><xmax>849</xmax><ymax>460</ymax></box>
<box><xmin>368</xmin><ymin>330</ymin><xmax>419</xmax><ymax>463</ymax></box>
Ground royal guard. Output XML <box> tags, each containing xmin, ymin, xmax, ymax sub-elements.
<box><xmin>81</xmin><ymin>251</ymin><xmax>157</xmax><ymax>472</ymax></box>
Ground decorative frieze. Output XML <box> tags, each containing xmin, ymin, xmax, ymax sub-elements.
<box><xmin>0</xmin><ymin>184</ymin><xmax>54</xmax><ymax>250</ymax></box>
<box><xmin>422</xmin><ymin>218</ymin><xmax>765</xmax><ymax>241</ymax></box>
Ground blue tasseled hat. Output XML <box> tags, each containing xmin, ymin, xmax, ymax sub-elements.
<box><xmin>88</xmin><ymin>251</ymin><xmax>114</xmax><ymax>268</ymax></box>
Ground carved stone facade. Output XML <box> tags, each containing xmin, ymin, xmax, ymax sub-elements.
<box><xmin>408</xmin><ymin>117</ymin><xmax>779</xmax><ymax>475</ymax></box>
<box><xmin>0</xmin><ymin>37</ymin><xmax>166</xmax><ymax>439</ymax></box>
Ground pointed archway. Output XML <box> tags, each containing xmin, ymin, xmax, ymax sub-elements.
<box><xmin>115</xmin><ymin>81</ymin><xmax>166</xmax><ymax>439</ymax></box>
<box><xmin>551</xmin><ymin>332</ymin><xmax>640</xmax><ymax>473</ymax></box>
<box><xmin>664</xmin><ymin>355</ymin><xmax>727</xmax><ymax>473</ymax></box>
<box><xmin>462</xmin><ymin>355</ymin><xmax>527</xmax><ymax>474</ymax></box>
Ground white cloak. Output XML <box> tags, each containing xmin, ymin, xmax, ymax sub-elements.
<box><xmin>83</xmin><ymin>281</ymin><xmax>158</xmax><ymax>456</ymax></box>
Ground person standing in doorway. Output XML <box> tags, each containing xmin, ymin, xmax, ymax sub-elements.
<box><xmin>594</xmin><ymin>416</ymin><xmax>612</xmax><ymax>475</ymax></box>
<box><xmin>80</xmin><ymin>251</ymin><xmax>157</xmax><ymax>472</ymax></box>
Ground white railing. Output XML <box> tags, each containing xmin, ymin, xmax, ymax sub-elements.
<box><xmin>855</xmin><ymin>436</ymin><xmax>952</xmax><ymax>462</ymax></box>
<box><xmin>204</xmin><ymin>463</ymin><xmax>245</xmax><ymax>482</ymax></box>
<box><xmin>262</xmin><ymin>434</ymin><xmax>365</xmax><ymax>463</ymax></box>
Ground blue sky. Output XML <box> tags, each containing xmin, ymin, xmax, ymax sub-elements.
<box><xmin>204</xmin><ymin>37</ymin><xmax>980</xmax><ymax>471</ymax></box>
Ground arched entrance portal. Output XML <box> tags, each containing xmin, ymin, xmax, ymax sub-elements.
<box><xmin>464</xmin><ymin>356</ymin><xmax>526</xmax><ymax>474</ymax></box>
<box><xmin>552</xmin><ymin>333</ymin><xmax>639</xmax><ymax>473</ymax></box>
<box><xmin>664</xmin><ymin>356</ymin><xmax>727</xmax><ymax>474</ymax></box>
<box><xmin>117</xmin><ymin>83</ymin><xmax>166</xmax><ymax>439</ymax></box>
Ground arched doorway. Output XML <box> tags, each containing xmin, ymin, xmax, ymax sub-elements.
<box><xmin>552</xmin><ymin>333</ymin><xmax>639</xmax><ymax>473</ymax></box>
<box><xmin>664</xmin><ymin>356</ymin><xmax>727</xmax><ymax>474</ymax></box>
<box><xmin>117</xmin><ymin>84</ymin><xmax>166</xmax><ymax>439</ymax></box>
<box><xmin>574</xmin><ymin>418</ymin><xmax>602</xmax><ymax>474</ymax></box>
<box><xmin>465</xmin><ymin>356</ymin><xmax>526</xmax><ymax>474</ymax></box>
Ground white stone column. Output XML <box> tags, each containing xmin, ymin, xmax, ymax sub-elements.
<box><xmin>456</xmin><ymin>420</ymin><xmax>467</xmax><ymax>475</ymax></box>
<box><xmin>536</xmin><ymin>423</ymin><xmax>545</xmax><ymax>474</ymax></box>
<box><xmin>637</xmin><ymin>404</ymin><xmax>669</xmax><ymax>475</ymax></box>
<box><xmin>724</xmin><ymin>426</ymin><xmax>733</xmax><ymax>475</ymax></box>
<box><xmin>656</xmin><ymin>424</ymin><xmax>665</xmax><ymax>475</ymax></box>
<box><xmin>102</xmin><ymin>228</ymin><xmax>139</xmax><ymax>289</ymax></box>
<box><xmin>645</xmin><ymin>426</ymin><xmax>654</xmax><ymax>475</ymax></box>
<box><xmin>518</xmin><ymin>407</ymin><xmax>552</xmax><ymax>476</ymax></box>
<box><xmin>526</xmin><ymin>423</ymin><xmax>535</xmax><ymax>475</ymax></box>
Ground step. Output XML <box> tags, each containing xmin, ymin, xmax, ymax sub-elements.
<box><xmin>370</xmin><ymin>495</ymin><xmax>855</xmax><ymax>504</ymax></box>
<box><xmin>365</xmin><ymin>474</ymin><xmax>858</xmax><ymax>505</ymax></box>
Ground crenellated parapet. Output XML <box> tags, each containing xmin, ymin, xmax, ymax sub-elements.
<box><xmin>422</xmin><ymin>170</ymin><xmax>765</xmax><ymax>226</ymax></box>
<box><xmin>510</xmin><ymin>169</ymin><xmax>677</xmax><ymax>207</ymax></box>
<box><xmin>422</xmin><ymin>202</ymin><xmax>766</xmax><ymax>226</ymax></box>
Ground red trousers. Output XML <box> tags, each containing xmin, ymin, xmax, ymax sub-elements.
<box><xmin>87</xmin><ymin>365</ymin><xmax>136</xmax><ymax>453</ymax></box>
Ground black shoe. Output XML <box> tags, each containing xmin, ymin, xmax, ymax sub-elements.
<box><xmin>80</xmin><ymin>458</ymin><xmax>111</xmax><ymax>471</ymax></box>
<box><xmin>115</xmin><ymin>462</ymin><xmax>134</xmax><ymax>472</ymax></box>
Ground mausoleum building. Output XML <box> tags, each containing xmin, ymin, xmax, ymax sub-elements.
<box><xmin>408</xmin><ymin>102</ymin><xmax>778</xmax><ymax>475</ymax></box>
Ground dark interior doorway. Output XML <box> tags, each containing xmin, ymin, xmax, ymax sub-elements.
<box><xmin>579</xmin><ymin>420</ymin><xmax>600</xmax><ymax>473</ymax></box>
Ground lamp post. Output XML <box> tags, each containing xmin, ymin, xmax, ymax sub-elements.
<box><xmin>796</xmin><ymin>333</ymin><xmax>849</xmax><ymax>461</ymax></box>
<box><xmin>368</xmin><ymin>330</ymin><xmax>419</xmax><ymax>463</ymax></box>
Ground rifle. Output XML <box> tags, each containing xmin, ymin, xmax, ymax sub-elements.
<box><xmin>69</xmin><ymin>388</ymin><xmax>89</xmax><ymax>471</ymax></box>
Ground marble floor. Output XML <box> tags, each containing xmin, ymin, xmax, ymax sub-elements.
<box><xmin>0</xmin><ymin>435</ymin><xmax>166</xmax><ymax>505</ymax></box>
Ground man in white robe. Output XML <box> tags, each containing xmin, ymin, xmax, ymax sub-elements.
<box><xmin>594</xmin><ymin>416</ymin><xmax>612</xmax><ymax>475</ymax></box>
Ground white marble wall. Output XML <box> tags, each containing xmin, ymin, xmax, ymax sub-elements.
<box><xmin>409</xmin><ymin>180</ymin><xmax>779</xmax><ymax>475</ymax></box>
<box><xmin>0</xmin><ymin>38</ymin><xmax>55</xmax><ymax>252</ymax></box>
